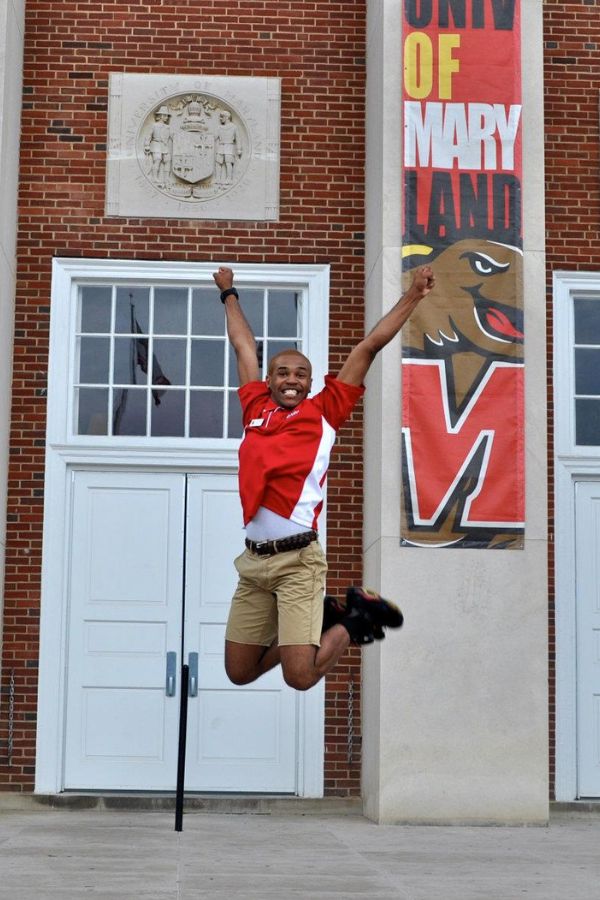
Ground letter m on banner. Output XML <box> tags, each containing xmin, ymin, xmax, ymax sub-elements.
<box><xmin>401</xmin><ymin>360</ymin><xmax>524</xmax><ymax>548</ymax></box>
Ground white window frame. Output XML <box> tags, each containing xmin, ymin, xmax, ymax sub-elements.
<box><xmin>553</xmin><ymin>270</ymin><xmax>600</xmax><ymax>800</ymax></box>
<box><xmin>49</xmin><ymin>258</ymin><xmax>330</xmax><ymax>451</ymax></box>
<box><xmin>37</xmin><ymin>258</ymin><xmax>330</xmax><ymax>796</ymax></box>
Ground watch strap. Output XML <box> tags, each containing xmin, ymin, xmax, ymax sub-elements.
<box><xmin>220</xmin><ymin>287</ymin><xmax>239</xmax><ymax>303</ymax></box>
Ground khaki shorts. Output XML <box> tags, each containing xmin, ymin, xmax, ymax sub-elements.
<box><xmin>226</xmin><ymin>541</ymin><xmax>328</xmax><ymax>647</ymax></box>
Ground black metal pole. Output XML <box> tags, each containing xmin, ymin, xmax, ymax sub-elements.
<box><xmin>174</xmin><ymin>663</ymin><xmax>189</xmax><ymax>832</ymax></box>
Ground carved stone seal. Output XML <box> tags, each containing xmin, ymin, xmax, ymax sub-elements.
<box><xmin>139</xmin><ymin>94</ymin><xmax>248</xmax><ymax>201</ymax></box>
<box><xmin>106</xmin><ymin>74</ymin><xmax>280</xmax><ymax>220</ymax></box>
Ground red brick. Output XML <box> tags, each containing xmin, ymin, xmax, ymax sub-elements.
<box><xmin>1</xmin><ymin>0</ymin><xmax>366</xmax><ymax>796</ymax></box>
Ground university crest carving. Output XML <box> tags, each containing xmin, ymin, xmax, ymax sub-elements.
<box><xmin>139</xmin><ymin>95</ymin><xmax>246</xmax><ymax>200</ymax></box>
<box><xmin>106</xmin><ymin>74</ymin><xmax>281</xmax><ymax>220</ymax></box>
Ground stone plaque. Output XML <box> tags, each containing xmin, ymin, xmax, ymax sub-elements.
<box><xmin>106</xmin><ymin>74</ymin><xmax>280</xmax><ymax>220</ymax></box>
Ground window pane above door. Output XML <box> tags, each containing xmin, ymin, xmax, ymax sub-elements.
<box><xmin>113</xmin><ymin>337</ymin><xmax>148</xmax><ymax>385</ymax></box>
<box><xmin>152</xmin><ymin>338</ymin><xmax>187</xmax><ymax>386</ymax></box>
<box><xmin>154</xmin><ymin>288</ymin><xmax>188</xmax><ymax>335</ymax></box>
<box><xmin>227</xmin><ymin>391</ymin><xmax>243</xmax><ymax>438</ymax></box>
<box><xmin>238</xmin><ymin>290</ymin><xmax>264</xmax><ymax>335</ymax></box>
<box><xmin>73</xmin><ymin>279</ymin><xmax>305</xmax><ymax>438</ymax></box>
<box><xmin>189</xmin><ymin>391</ymin><xmax>224</xmax><ymax>438</ymax></box>
<box><xmin>112</xmin><ymin>388</ymin><xmax>147</xmax><ymax>436</ymax></box>
<box><xmin>115</xmin><ymin>287</ymin><xmax>150</xmax><ymax>334</ymax></box>
<box><xmin>574</xmin><ymin>298</ymin><xmax>600</xmax><ymax>344</ymax></box>
<box><xmin>151</xmin><ymin>390</ymin><xmax>186</xmax><ymax>437</ymax></box>
<box><xmin>575</xmin><ymin>399</ymin><xmax>600</xmax><ymax>446</ymax></box>
<box><xmin>76</xmin><ymin>387</ymin><xmax>109</xmax><ymax>435</ymax></box>
<box><xmin>80</xmin><ymin>287</ymin><xmax>112</xmax><ymax>333</ymax></box>
<box><xmin>78</xmin><ymin>337</ymin><xmax>110</xmax><ymax>384</ymax></box>
<box><xmin>191</xmin><ymin>288</ymin><xmax>225</xmax><ymax>336</ymax></box>
<box><xmin>575</xmin><ymin>348</ymin><xmax>600</xmax><ymax>395</ymax></box>
<box><xmin>268</xmin><ymin>290</ymin><xmax>300</xmax><ymax>337</ymax></box>
<box><xmin>190</xmin><ymin>340</ymin><xmax>225</xmax><ymax>387</ymax></box>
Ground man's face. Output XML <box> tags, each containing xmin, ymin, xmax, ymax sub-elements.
<box><xmin>266</xmin><ymin>353</ymin><xmax>312</xmax><ymax>409</ymax></box>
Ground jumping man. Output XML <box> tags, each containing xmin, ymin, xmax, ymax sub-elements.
<box><xmin>214</xmin><ymin>265</ymin><xmax>435</xmax><ymax>691</ymax></box>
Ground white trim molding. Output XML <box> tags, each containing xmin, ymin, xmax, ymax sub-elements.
<box><xmin>553</xmin><ymin>270</ymin><xmax>600</xmax><ymax>800</ymax></box>
<box><xmin>36</xmin><ymin>258</ymin><xmax>330</xmax><ymax>796</ymax></box>
<box><xmin>48</xmin><ymin>257</ymin><xmax>330</xmax><ymax>448</ymax></box>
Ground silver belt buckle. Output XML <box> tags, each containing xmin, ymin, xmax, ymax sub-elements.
<box><xmin>255</xmin><ymin>540</ymin><xmax>270</xmax><ymax>554</ymax></box>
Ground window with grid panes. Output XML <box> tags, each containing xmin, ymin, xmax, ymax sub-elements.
<box><xmin>74</xmin><ymin>283</ymin><xmax>303</xmax><ymax>438</ymax></box>
<box><xmin>573</xmin><ymin>296</ymin><xmax>600</xmax><ymax>447</ymax></box>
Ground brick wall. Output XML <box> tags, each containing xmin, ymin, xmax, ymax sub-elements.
<box><xmin>544</xmin><ymin>1</ymin><xmax>600</xmax><ymax>798</ymax></box>
<box><xmin>0</xmin><ymin>0</ymin><xmax>366</xmax><ymax>793</ymax></box>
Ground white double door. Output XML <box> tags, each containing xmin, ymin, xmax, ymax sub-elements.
<box><xmin>575</xmin><ymin>480</ymin><xmax>600</xmax><ymax>797</ymax></box>
<box><xmin>63</xmin><ymin>469</ymin><xmax>298</xmax><ymax>792</ymax></box>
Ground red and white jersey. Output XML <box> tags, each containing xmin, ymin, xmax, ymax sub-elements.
<box><xmin>237</xmin><ymin>375</ymin><xmax>365</xmax><ymax>529</ymax></box>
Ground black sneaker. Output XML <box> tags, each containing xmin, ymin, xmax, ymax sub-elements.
<box><xmin>340</xmin><ymin>608</ymin><xmax>376</xmax><ymax>646</ymax></box>
<box><xmin>346</xmin><ymin>587</ymin><xmax>404</xmax><ymax>631</ymax></box>
<box><xmin>322</xmin><ymin>595</ymin><xmax>373</xmax><ymax>644</ymax></box>
<box><xmin>321</xmin><ymin>594</ymin><xmax>347</xmax><ymax>633</ymax></box>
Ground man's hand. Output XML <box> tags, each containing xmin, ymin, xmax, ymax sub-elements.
<box><xmin>409</xmin><ymin>265</ymin><xmax>435</xmax><ymax>300</ymax></box>
<box><xmin>213</xmin><ymin>266</ymin><xmax>234</xmax><ymax>292</ymax></box>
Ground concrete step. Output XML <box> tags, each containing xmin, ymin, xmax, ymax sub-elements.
<box><xmin>0</xmin><ymin>791</ymin><xmax>363</xmax><ymax>816</ymax></box>
<box><xmin>551</xmin><ymin>800</ymin><xmax>600</xmax><ymax>815</ymax></box>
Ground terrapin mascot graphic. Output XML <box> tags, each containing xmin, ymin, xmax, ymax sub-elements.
<box><xmin>401</xmin><ymin>238</ymin><xmax>524</xmax><ymax>549</ymax></box>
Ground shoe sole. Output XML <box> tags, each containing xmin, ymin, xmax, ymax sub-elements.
<box><xmin>346</xmin><ymin>587</ymin><xmax>404</xmax><ymax>629</ymax></box>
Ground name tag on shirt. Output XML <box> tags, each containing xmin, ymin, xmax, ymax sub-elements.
<box><xmin>249</xmin><ymin>418</ymin><xmax>264</xmax><ymax>427</ymax></box>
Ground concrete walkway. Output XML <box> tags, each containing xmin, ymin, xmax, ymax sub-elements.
<box><xmin>0</xmin><ymin>806</ymin><xmax>598</xmax><ymax>899</ymax></box>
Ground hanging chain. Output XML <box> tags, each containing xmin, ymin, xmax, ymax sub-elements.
<box><xmin>347</xmin><ymin>675</ymin><xmax>354</xmax><ymax>766</ymax></box>
<box><xmin>7</xmin><ymin>670</ymin><xmax>15</xmax><ymax>767</ymax></box>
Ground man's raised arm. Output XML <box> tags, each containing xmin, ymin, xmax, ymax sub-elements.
<box><xmin>213</xmin><ymin>267</ymin><xmax>260</xmax><ymax>386</ymax></box>
<box><xmin>336</xmin><ymin>265</ymin><xmax>435</xmax><ymax>387</ymax></box>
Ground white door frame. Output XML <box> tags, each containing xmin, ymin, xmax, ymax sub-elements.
<box><xmin>36</xmin><ymin>258</ymin><xmax>330</xmax><ymax>796</ymax></box>
<box><xmin>553</xmin><ymin>270</ymin><xmax>600</xmax><ymax>800</ymax></box>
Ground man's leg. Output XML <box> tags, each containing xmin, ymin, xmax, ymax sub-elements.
<box><xmin>278</xmin><ymin>624</ymin><xmax>351</xmax><ymax>692</ymax></box>
<box><xmin>273</xmin><ymin>543</ymin><xmax>379</xmax><ymax>690</ymax></box>
<box><xmin>225</xmin><ymin>549</ymin><xmax>279</xmax><ymax>684</ymax></box>
<box><xmin>224</xmin><ymin>639</ymin><xmax>281</xmax><ymax>685</ymax></box>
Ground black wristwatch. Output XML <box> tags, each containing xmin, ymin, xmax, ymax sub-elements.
<box><xmin>220</xmin><ymin>287</ymin><xmax>239</xmax><ymax>303</ymax></box>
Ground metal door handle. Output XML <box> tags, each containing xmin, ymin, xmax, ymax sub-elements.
<box><xmin>188</xmin><ymin>652</ymin><xmax>199</xmax><ymax>698</ymax></box>
<box><xmin>166</xmin><ymin>651</ymin><xmax>177</xmax><ymax>697</ymax></box>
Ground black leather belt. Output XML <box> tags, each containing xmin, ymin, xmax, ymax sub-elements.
<box><xmin>245</xmin><ymin>530</ymin><xmax>318</xmax><ymax>556</ymax></box>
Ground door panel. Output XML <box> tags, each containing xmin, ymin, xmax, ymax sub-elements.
<box><xmin>64</xmin><ymin>469</ymin><xmax>299</xmax><ymax>793</ymax></box>
<box><xmin>64</xmin><ymin>471</ymin><xmax>185</xmax><ymax>789</ymax></box>
<box><xmin>184</xmin><ymin>474</ymin><xmax>298</xmax><ymax>792</ymax></box>
<box><xmin>575</xmin><ymin>480</ymin><xmax>600</xmax><ymax>797</ymax></box>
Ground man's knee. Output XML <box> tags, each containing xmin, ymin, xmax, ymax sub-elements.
<box><xmin>283</xmin><ymin>671</ymin><xmax>315</xmax><ymax>691</ymax></box>
<box><xmin>281</xmin><ymin>656</ymin><xmax>318</xmax><ymax>692</ymax></box>
<box><xmin>225</xmin><ymin>659</ymin><xmax>256</xmax><ymax>686</ymax></box>
<box><xmin>224</xmin><ymin>643</ymin><xmax>262</xmax><ymax>686</ymax></box>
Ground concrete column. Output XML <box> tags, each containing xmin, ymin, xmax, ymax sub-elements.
<box><xmin>362</xmin><ymin>0</ymin><xmax>548</xmax><ymax>824</ymax></box>
<box><xmin>0</xmin><ymin>0</ymin><xmax>25</xmax><ymax>634</ymax></box>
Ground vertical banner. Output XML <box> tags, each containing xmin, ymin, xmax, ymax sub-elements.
<box><xmin>401</xmin><ymin>0</ymin><xmax>524</xmax><ymax>549</ymax></box>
